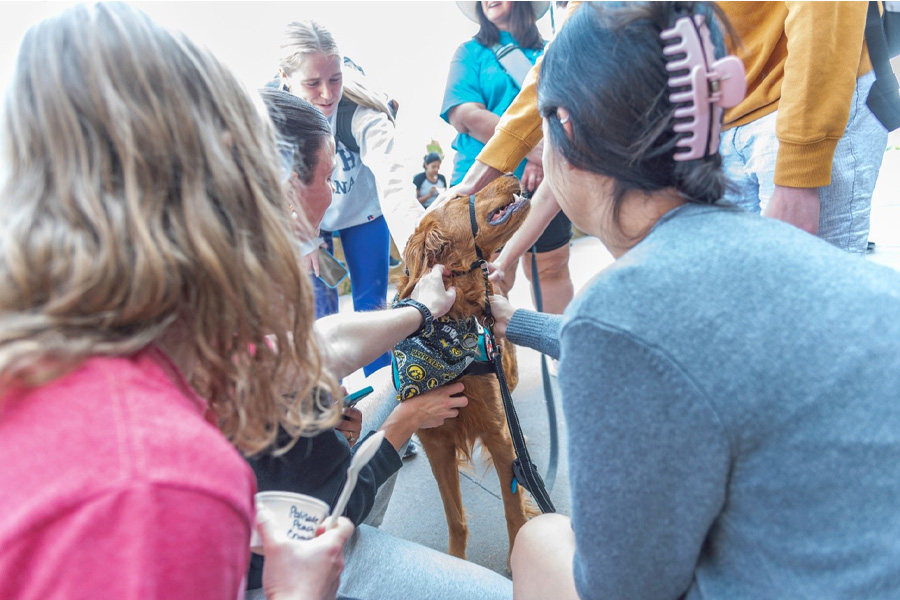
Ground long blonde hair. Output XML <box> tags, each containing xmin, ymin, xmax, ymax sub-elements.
<box><xmin>0</xmin><ymin>2</ymin><xmax>339</xmax><ymax>455</ymax></box>
<box><xmin>279</xmin><ymin>20</ymin><xmax>395</xmax><ymax>123</ymax></box>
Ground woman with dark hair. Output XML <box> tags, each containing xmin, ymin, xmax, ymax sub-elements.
<box><xmin>443</xmin><ymin>0</ymin><xmax>575</xmax><ymax>324</ymax></box>
<box><xmin>260</xmin><ymin>89</ymin><xmax>335</xmax><ymax>258</ymax></box>
<box><xmin>489</xmin><ymin>3</ymin><xmax>900</xmax><ymax>599</ymax></box>
<box><xmin>413</xmin><ymin>151</ymin><xmax>447</xmax><ymax>208</ymax></box>
<box><xmin>442</xmin><ymin>1</ymin><xmax>547</xmax><ymax>190</ymax></box>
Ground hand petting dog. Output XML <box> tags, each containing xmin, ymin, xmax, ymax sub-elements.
<box><xmin>410</xmin><ymin>264</ymin><xmax>457</xmax><ymax>320</ymax></box>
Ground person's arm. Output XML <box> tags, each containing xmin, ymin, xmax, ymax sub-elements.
<box><xmin>428</xmin><ymin>41</ymin><xmax>508</xmax><ymax>209</ymax></box>
<box><xmin>429</xmin><ymin>161</ymin><xmax>505</xmax><ymax>211</ymax></box>
<box><xmin>765</xmin><ymin>2</ymin><xmax>869</xmax><ymax>233</ymax></box>
<box><xmin>474</xmin><ymin>56</ymin><xmax>544</xmax><ymax>175</ymax></box>
<box><xmin>248</xmin><ymin>379</ymin><xmax>468</xmax><ymax>589</ymax></box>
<box><xmin>556</xmin><ymin>318</ymin><xmax>730</xmax><ymax>599</ymax></box>
<box><xmin>417</xmin><ymin>186</ymin><xmax>435</xmax><ymax>205</ymax></box>
<box><xmin>354</xmin><ymin>107</ymin><xmax>423</xmax><ymax>255</ymax></box>
<box><xmin>413</xmin><ymin>173</ymin><xmax>432</xmax><ymax>205</ymax></box>
<box><xmin>250</xmin><ymin>380</ymin><xmax>468</xmax><ymax>530</ymax></box>
<box><xmin>315</xmin><ymin>265</ymin><xmax>455</xmax><ymax>379</ymax></box>
<box><xmin>447</xmin><ymin>102</ymin><xmax>502</xmax><ymax>145</ymax></box>
<box><xmin>377</xmin><ymin>380</ymin><xmax>467</xmax><ymax>450</ymax></box>
<box><xmin>489</xmin><ymin>294</ymin><xmax>563</xmax><ymax>358</ymax></box>
<box><xmin>445</xmin><ymin>104</ymin><xmax>542</xmax><ymax>193</ymax></box>
<box><xmin>250</xmin><ymin>426</ymin><xmax>401</xmax><ymax>528</ymax></box>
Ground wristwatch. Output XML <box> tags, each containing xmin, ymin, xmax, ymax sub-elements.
<box><xmin>394</xmin><ymin>298</ymin><xmax>434</xmax><ymax>336</ymax></box>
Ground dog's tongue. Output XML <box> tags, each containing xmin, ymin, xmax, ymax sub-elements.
<box><xmin>489</xmin><ymin>195</ymin><xmax>526</xmax><ymax>225</ymax></box>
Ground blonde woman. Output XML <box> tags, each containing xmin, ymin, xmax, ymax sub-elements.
<box><xmin>0</xmin><ymin>4</ymin><xmax>354</xmax><ymax>599</ymax></box>
<box><xmin>276</xmin><ymin>21</ymin><xmax>423</xmax><ymax>376</ymax></box>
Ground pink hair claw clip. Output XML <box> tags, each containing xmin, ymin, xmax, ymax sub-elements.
<box><xmin>660</xmin><ymin>14</ymin><xmax>746</xmax><ymax>161</ymax></box>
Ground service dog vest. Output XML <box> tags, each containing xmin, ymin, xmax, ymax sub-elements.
<box><xmin>391</xmin><ymin>313</ymin><xmax>495</xmax><ymax>400</ymax></box>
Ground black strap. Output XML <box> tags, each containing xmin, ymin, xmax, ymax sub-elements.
<box><xmin>461</xmin><ymin>361</ymin><xmax>496</xmax><ymax>377</ymax></box>
<box><xmin>477</xmin><ymin>261</ymin><xmax>556</xmax><ymax>513</ymax></box>
<box><xmin>530</xmin><ymin>247</ymin><xmax>559</xmax><ymax>494</ymax></box>
<box><xmin>865</xmin><ymin>1</ymin><xmax>900</xmax><ymax>131</ymax></box>
<box><xmin>335</xmin><ymin>98</ymin><xmax>360</xmax><ymax>153</ymax></box>
<box><xmin>468</xmin><ymin>195</ymin><xmax>485</xmax><ymax>262</ymax></box>
<box><xmin>492</xmin><ymin>343</ymin><xmax>556</xmax><ymax>513</ymax></box>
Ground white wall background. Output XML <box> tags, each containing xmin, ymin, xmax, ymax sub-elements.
<box><xmin>0</xmin><ymin>1</ymin><xmax>560</xmax><ymax>182</ymax></box>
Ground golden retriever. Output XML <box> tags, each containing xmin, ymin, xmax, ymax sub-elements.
<box><xmin>395</xmin><ymin>174</ymin><xmax>532</xmax><ymax>561</ymax></box>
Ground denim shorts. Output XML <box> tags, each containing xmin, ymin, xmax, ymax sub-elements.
<box><xmin>719</xmin><ymin>72</ymin><xmax>888</xmax><ymax>254</ymax></box>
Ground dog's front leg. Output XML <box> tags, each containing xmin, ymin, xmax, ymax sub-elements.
<box><xmin>418</xmin><ymin>433</ymin><xmax>469</xmax><ymax>559</ymax></box>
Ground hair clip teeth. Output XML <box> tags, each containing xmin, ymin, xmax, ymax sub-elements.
<box><xmin>670</xmin><ymin>90</ymin><xmax>696</xmax><ymax>105</ymax></box>
<box><xmin>672</xmin><ymin>121</ymin><xmax>696</xmax><ymax>134</ymax></box>
<box><xmin>660</xmin><ymin>14</ymin><xmax>746</xmax><ymax>161</ymax></box>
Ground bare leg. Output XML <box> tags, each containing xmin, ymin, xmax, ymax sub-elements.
<box><xmin>523</xmin><ymin>244</ymin><xmax>574</xmax><ymax>315</ymax></box>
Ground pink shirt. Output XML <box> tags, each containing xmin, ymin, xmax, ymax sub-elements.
<box><xmin>0</xmin><ymin>348</ymin><xmax>256</xmax><ymax>599</ymax></box>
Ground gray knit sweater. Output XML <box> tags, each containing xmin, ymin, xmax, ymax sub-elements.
<box><xmin>506</xmin><ymin>203</ymin><xmax>900</xmax><ymax>599</ymax></box>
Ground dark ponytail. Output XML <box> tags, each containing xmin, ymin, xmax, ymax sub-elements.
<box><xmin>538</xmin><ymin>2</ymin><xmax>735</xmax><ymax>229</ymax></box>
<box><xmin>259</xmin><ymin>88</ymin><xmax>331</xmax><ymax>185</ymax></box>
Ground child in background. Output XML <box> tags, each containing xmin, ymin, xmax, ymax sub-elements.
<box><xmin>414</xmin><ymin>152</ymin><xmax>447</xmax><ymax>208</ymax></box>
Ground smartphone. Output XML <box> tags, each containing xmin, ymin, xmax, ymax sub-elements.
<box><xmin>317</xmin><ymin>247</ymin><xmax>350</xmax><ymax>289</ymax></box>
<box><xmin>344</xmin><ymin>385</ymin><xmax>374</xmax><ymax>408</ymax></box>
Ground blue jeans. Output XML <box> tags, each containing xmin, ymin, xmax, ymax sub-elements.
<box><xmin>314</xmin><ymin>216</ymin><xmax>391</xmax><ymax>376</ymax></box>
<box><xmin>720</xmin><ymin>72</ymin><xmax>887</xmax><ymax>255</ymax></box>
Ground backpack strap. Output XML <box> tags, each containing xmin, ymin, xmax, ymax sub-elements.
<box><xmin>865</xmin><ymin>1</ymin><xmax>900</xmax><ymax>131</ymax></box>
<box><xmin>335</xmin><ymin>97</ymin><xmax>360</xmax><ymax>154</ymax></box>
<box><xmin>490</xmin><ymin>43</ymin><xmax>535</xmax><ymax>90</ymax></box>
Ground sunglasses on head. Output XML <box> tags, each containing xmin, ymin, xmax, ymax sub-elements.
<box><xmin>277</xmin><ymin>140</ymin><xmax>296</xmax><ymax>183</ymax></box>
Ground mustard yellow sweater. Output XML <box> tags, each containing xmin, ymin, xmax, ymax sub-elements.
<box><xmin>478</xmin><ymin>1</ymin><xmax>873</xmax><ymax>189</ymax></box>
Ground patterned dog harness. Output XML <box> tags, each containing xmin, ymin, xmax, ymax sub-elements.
<box><xmin>391</xmin><ymin>307</ymin><xmax>496</xmax><ymax>400</ymax></box>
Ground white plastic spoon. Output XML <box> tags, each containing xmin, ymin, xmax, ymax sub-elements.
<box><xmin>323</xmin><ymin>429</ymin><xmax>386</xmax><ymax>529</ymax></box>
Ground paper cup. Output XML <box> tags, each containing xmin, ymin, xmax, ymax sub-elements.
<box><xmin>250</xmin><ymin>491</ymin><xmax>330</xmax><ymax>555</ymax></box>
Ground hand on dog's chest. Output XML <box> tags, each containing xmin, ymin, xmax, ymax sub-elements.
<box><xmin>391</xmin><ymin>316</ymin><xmax>493</xmax><ymax>400</ymax></box>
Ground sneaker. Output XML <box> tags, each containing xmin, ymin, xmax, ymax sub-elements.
<box><xmin>402</xmin><ymin>436</ymin><xmax>418</xmax><ymax>459</ymax></box>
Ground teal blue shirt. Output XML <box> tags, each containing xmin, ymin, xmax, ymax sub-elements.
<box><xmin>440</xmin><ymin>32</ymin><xmax>543</xmax><ymax>185</ymax></box>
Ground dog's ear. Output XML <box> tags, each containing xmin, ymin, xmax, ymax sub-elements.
<box><xmin>422</xmin><ymin>225</ymin><xmax>450</xmax><ymax>266</ymax></box>
<box><xmin>403</xmin><ymin>222</ymin><xmax>449</xmax><ymax>282</ymax></box>
<box><xmin>405</xmin><ymin>222</ymin><xmax>449</xmax><ymax>265</ymax></box>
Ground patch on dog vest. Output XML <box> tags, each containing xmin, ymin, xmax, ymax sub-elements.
<box><xmin>391</xmin><ymin>315</ymin><xmax>494</xmax><ymax>400</ymax></box>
